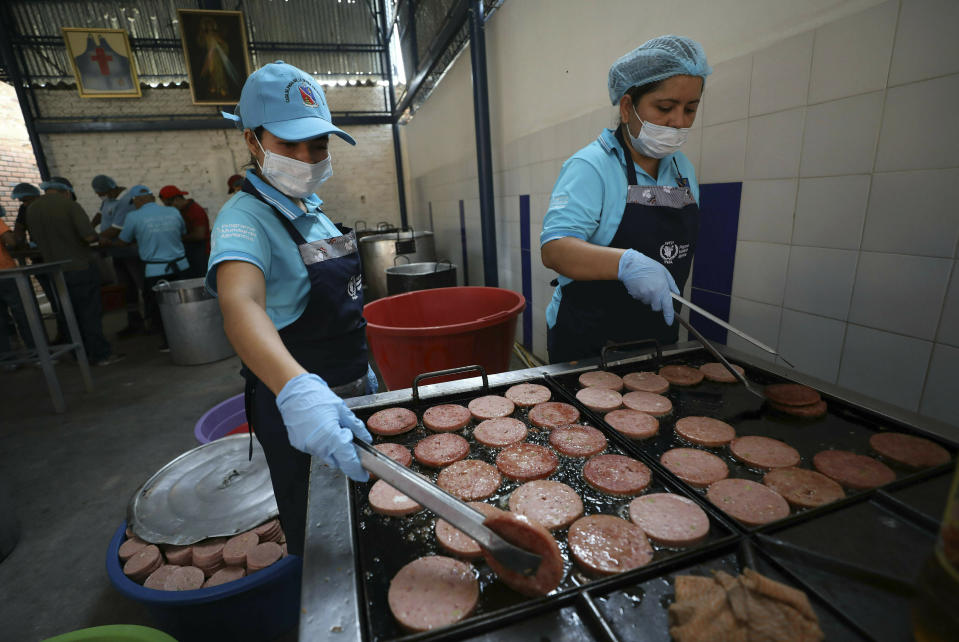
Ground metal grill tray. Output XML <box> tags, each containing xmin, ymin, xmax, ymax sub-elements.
<box><xmin>459</xmin><ymin>540</ymin><xmax>868</xmax><ymax>641</ymax></box>
<box><xmin>546</xmin><ymin>346</ymin><xmax>957</xmax><ymax>532</ymax></box>
<box><xmin>348</xmin><ymin>375</ymin><xmax>739</xmax><ymax>642</ymax></box>
<box><xmin>760</xmin><ymin>497</ymin><xmax>937</xmax><ymax>642</ymax></box>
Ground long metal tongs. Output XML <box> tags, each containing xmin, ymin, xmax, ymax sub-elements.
<box><xmin>353</xmin><ymin>437</ymin><xmax>542</xmax><ymax>576</ymax></box>
<box><xmin>675</xmin><ymin>314</ymin><xmax>766</xmax><ymax>400</ymax></box>
<box><xmin>671</xmin><ymin>293</ymin><xmax>794</xmax><ymax>367</ymax></box>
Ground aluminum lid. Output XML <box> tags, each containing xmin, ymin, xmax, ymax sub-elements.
<box><xmin>127</xmin><ymin>435</ymin><xmax>278</xmax><ymax>545</ymax></box>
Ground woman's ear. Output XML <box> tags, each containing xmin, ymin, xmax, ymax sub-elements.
<box><xmin>244</xmin><ymin>129</ymin><xmax>261</xmax><ymax>164</ymax></box>
<box><xmin>618</xmin><ymin>95</ymin><xmax>632</xmax><ymax>125</ymax></box>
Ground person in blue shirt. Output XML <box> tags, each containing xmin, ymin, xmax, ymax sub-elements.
<box><xmin>209</xmin><ymin>61</ymin><xmax>376</xmax><ymax>556</ymax></box>
<box><xmin>541</xmin><ymin>36</ymin><xmax>711</xmax><ymax>363</ymax></box>
<box><xmin>113</xmin><ymin>185</ymin><xmax>188</xmax><ymax>351</ymax></box>
<box><xmin>91</xmin><ymin>174</ymin><xmax>145</xmax><ymax>338</ymax></box>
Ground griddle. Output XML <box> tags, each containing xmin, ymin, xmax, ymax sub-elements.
<box><xmin>300</xmin><ymin>343</ymin><xmax>958</xmax><ymax>642</ymax></box>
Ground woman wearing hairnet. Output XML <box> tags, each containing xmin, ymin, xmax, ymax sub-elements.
<box><xmin>541</xmin><ymin>36</ymin><xmax>711</xmax><ymax>363</ymax></box>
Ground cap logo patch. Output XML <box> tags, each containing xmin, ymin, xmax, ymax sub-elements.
<box><xmin>299</xmin><ymin>84</ymin><xmax>319</xmax><ymax>108</ymax></box>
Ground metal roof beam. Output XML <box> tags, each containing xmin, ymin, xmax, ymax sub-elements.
<box><xmin>394</xmin><ymin>0</ymin><xmax>469</xmax><ymax>118</ymax></box>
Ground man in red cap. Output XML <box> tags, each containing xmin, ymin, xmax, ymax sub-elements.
<box><xmin>227</xmin><ymin>174</ymin><xmax>244</xmax><ymax>194</ymax></box>
<box><xmin>158</xmin><ymin>185</ymin><xmax>210</xmax><ymax>277</ymax></box>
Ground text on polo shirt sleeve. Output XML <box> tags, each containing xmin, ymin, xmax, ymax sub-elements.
<box><xmin>206</xmin><ymin>205</ymin><xmax>272</xmax><ymax>295</ymax></box>
<box><xmin>540</xmin><ymin>158</ymin><xmax>605</xmax><ymax>247</ymax></box>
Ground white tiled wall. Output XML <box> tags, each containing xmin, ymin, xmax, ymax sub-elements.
<box><xmin>715</xmin><ymin>0</ymin><xmax>958</xmax><ymax>433</ymax></box>
<box><xmin>408</xmin><ymin>0</ymin><xmax>958</xmax><ymax>433</ymax></box>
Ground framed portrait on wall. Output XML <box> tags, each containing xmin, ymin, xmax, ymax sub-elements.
<box><xmin>177</xmin><ymin>9</ymin><xmax>251</xmax><ymax>105</ymax></box>
<box><xmin>62</xmin><ymin>28</ymin><xmax>141</xmax><ymax>98</ymax></box>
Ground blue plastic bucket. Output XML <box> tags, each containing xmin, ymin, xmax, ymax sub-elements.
<box><xmin>194</xmin><ymin>393</ymin><xmax>246</xmax><ymax>444</ymax></box>
<box><xmin>106</xmin><ymin>523</ymin><xmax>301</xmax><ymax>642</ymax></box>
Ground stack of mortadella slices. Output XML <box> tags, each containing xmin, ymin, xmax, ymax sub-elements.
<box><xmin>763</xmin><ymin>383</ymin><xmax>828</xmax><ymax>418</ymax></box>
<box><xmin>119</xmin><ymin>519</ymin><xmax>287</xmax><ymax>591</ymax></box>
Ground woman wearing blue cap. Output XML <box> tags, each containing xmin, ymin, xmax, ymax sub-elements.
<box><xmin>541</xmin><ymin>36</ymin><xmax>711</xmax><ymax>362</ymax></box>
<box><xmin>209</xmin><ymin>61</ymin><xmax>375</xmax><ymax>555</ymax></box>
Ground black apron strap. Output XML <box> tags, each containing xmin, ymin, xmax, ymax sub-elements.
<box><xmin>241</xmin><ymin>178</ymin><xmax>310</xmax><ymax>245</ymax></box>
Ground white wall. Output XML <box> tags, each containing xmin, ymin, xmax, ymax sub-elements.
<box><xmin>401</xmin><ymin>0</ymin><xmax>959</xmax><ymax>431</ymax></box>
<box><xmin>35</xmin><ymin>85</ymin><xmax>401</xmax><ymax>229</ymax></box>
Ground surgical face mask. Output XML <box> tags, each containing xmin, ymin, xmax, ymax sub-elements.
<box><xmin>626</xmin><ymin>106</ymin><xmax>689</xmax><ymax>159</ymax></box>
<box><xmin>255</xmin><ymin>135</ymin><xmax>332</xmax><ymax>198</ymax></box>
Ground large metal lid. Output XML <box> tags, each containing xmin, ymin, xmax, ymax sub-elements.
<box><xmin>152</xmin><ymin>277</ymin><xmax>213</xmax><ymax>304</ymax></box>
<box><xmin>127</xmin><ymin>435</ymin><xmax>278</xmax><ymax>545</ymax></box>
<box><xmin>359</xmin><ymin>229</ymin><xmax>433</xmax><ymax>244</ymax></box>
<box><xmin>385</xmin><ymin>261</ymin><xmax>456</xmax><ymax>276</ymax></box>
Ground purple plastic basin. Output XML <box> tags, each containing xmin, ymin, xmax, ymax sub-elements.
<box><xmin>194</xmin><ymin>393</ymin><xmax>246</xmax><ymax>444</ymax></box>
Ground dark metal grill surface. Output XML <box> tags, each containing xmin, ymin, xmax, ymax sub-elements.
<box><xmin>338</xmin><ymin>347</ymin><xmax>957</xmax><ymax>641</ymax></box>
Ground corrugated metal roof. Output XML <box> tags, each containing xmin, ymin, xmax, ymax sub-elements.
<box><xmin>8</xmin><ymin>0</ymin><xmax>386</xmax><ymax>86</ymax></box>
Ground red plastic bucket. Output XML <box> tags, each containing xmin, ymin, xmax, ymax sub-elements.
<box><xmin>364</xmin><ymin>287</ymin><xmax>525</xmax><ymax>390</ymax></box>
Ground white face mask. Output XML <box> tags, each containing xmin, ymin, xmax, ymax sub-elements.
<box><xmin>255</xmin><ymin>135</ymin><xmax>332</xmax><ymax>198</ymax></box>
<box><xmin>626</xmin><ymin>106</ymin><xmax>689</xmax><ymax>159</ymax></box>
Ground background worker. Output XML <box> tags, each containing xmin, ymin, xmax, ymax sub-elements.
<box><xmin>227</xmin><ymin>174</ymin><xmax>244</xmax><ymax>194</ymax></box>
<box><xmin>91</xmin><ymin>174</ymin><xmax>145</xmax><ymax>337</ymax></box>
<box><xmin>10</xmin><ymin>182</ymin><xmax>63</xmax><ymax>342</ymax></box>
<box><xmin>0</xmin><ymin>215</ymin><xmax>34</xmax><ymax>369</ymax></box>
<box><xmin>159</xmin><ymin>185</ymin><xmax>210</xmax><ymax>277</ymax></box>
<box><xmin>24</xmin><ymin>178</ymin><xmax>122</xmax><ymax>366</ymax></box>
<box><xmin>114</xmin><ymin>185</ymin><xmax>189</xmax><ymax>351</ymax></box>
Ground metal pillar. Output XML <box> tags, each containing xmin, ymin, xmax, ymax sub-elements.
<box><xmin>0</xmin><ymin>5</ymin><xmax>50</xmax><ymax>179</ymax></box>
<box><xmin>468</xmin><ymin>0</ymin><xmax>498</xmax><ymax>287</ymax></box>
<box><xmin>378</xmin><ymin>0</ymin><xmax>409</xmax><ymax>229</ymax></box>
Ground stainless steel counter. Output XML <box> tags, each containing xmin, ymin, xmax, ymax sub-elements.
<box><xmin>298</xmin><ymin>343</ymin><xmax>956</xmax><ymax>641</ymax></box>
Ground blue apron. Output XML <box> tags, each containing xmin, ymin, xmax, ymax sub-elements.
<box><xmin>239</xmin><ymin>180</ymin><xmax>368</xmax><ymax>556</ymax></box>
<box><xmin>547</xmin><ymin>127</ymin><xmax>700</xmax><ymax>363</ymax></box>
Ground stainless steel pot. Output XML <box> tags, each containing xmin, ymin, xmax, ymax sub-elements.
<box><xmin>385</xmin><ymin>261</ymin><xmax>457</xmax><ymax>297</ymax></box>
<box><xmin>359</xmin><ymin>229</ymin><xmax>435</xmax><ymax>301</ymax></box>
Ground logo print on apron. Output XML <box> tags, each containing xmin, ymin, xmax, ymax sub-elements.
<box><xmin>347</xmin><ymin>274</ymin><xmax>362</xmax><ymax>300</ymax></box>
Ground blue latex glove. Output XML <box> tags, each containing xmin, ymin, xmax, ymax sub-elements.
<box><xmin>365</xmin><ymin>365</ymin><xmax>379</xmax><ymax>395</ymax></box>
<box><xmin>276</xmin><ymin>373</ymin><xmax>372</xmax><ymax>482</ymax></box>
<box><xmin>617</xmin><ymin>249</ymin><xmax>680</xmax><ymax>325</ymax></box>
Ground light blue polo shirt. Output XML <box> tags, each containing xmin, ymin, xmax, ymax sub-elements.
<box><xmin>540</xmin><ymin>128</ymin><xmax>700</xmax><ymax>328</ymax></box>
<box><xmin>206</xmin><ymin>170</ymin><xmax>340</xmax><ymax>330</ymax></box>
<box><xmin>102</xmin><ymin>189</ymin><xmax>137</xmax><ymax>231</ymax></box>
<box><xmin>117</xmin><ymin>202</ymin><xmax>189</xmax><ymax>277</ymax></box>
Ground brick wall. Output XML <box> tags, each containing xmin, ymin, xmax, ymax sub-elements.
<box><xmin>31</xmin><ymin>84</ymin><xmax>400</xmax><ymax>227</ymax></box>
<box><xmin>0</xmin><ymin>82</ymin><xmax>43</xmax><ymax>229</ymax></box>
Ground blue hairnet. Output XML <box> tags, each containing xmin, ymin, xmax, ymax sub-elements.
<box><xmin>608</xmin><ymin>35</ymin><xmax>712</xmax><ymax>105</ymax></box>
<box><xmin>91</xmin><ymin>174</ymin><xmax>117</xmax><ymax>192</ymax></box>
<box><xmin>11</xmin><ymin>182</ymin><xmax>40</xmax><ymax>199</ymax></box>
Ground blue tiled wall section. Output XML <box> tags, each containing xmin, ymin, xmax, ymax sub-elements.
<box><xmin>519</xmin><ymin>195</ymin><xmax>532</xmax><ymax>348</ymax></box>
<box><xmin>689</xmin><ymin>182</ymin><xmax>742</xmax><ymax>343</ymax></box>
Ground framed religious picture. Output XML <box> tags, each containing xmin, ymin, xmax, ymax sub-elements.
<box><xmin>62</xmin><ymin>28</ymin><xmax>141</xmax><ymax>98</ymax></box>
<box><xmin>177</xmin><ymin>9</ymin><xmax>251</xmax><ymax>105</ymax></box>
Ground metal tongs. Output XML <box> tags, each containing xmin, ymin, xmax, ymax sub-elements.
<box><xmin>675</xmin><ymin>314</ymin><xmax>766</xmax><ymax>400</ymax></box>
<box><xmin>353</xmin><ymin>437</ymin><xmax>542</xmax><ymax>576</ymax></box>
<box><xmin>671</xmin><ymin>293</ymin><xmax>794</xmax><ymax>367</ymax></box>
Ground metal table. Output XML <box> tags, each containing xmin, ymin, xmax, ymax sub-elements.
<box><xmin>0</xmin><ymin>260</ymin><xmax>93</xmax><ymax>412</ymax></box>
<box><xmin>299</xmin><ymin>343</ymin><xmax>956</xmax><ymax>642</ymax></box>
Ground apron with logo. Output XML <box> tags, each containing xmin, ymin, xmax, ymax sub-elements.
<box><xmin>547</xmin><ymin>128</ymin><xmax>699</xmax><ymax>363</ymax></box>
<box><xmin>239</xmin><ymin>180</ymin><xmax>368</xmax><ymax>555</ymax></box>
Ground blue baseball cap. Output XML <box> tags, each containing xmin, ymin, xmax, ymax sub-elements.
<box><xmin>222</xmin><ymin>61</ymin><xmax>356</xmax><ymax>145</ymax></box>
<box><xmin>128</xmin><ymin>184</ymin><xmax>152</xmax><ymax>202</ymax></box>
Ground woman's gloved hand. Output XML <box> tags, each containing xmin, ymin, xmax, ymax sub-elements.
<box><xmin>617</xmin><ymin>248</ymin><xmax>680</xmax><ymax>325</ymax></box>
<box><xmin>366</xmin><ymin>365</ymin><xmax>379</xmax><ymax>395</ymax></box>
<box><xmin>276</xmin><ymin>373</ymin><xmax>372</xmax><ymax>482</ymax></box>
